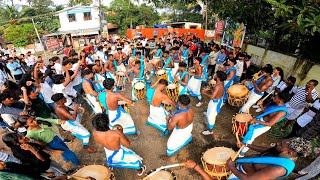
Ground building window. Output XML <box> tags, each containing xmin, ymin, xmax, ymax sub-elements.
<box><xmin>68</xmin><ymin>14</ymin><xmax>76</xmax><ymax>22</ymax></box>
<box><xmin>83</xmin><ymin>12</ymin><xmax>92</xmax><ymax>21</ymax></box>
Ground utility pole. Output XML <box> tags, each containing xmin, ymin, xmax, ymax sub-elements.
<box><xmin>32</xmin><ymin>18</ymin><xmax>47</xmax><ymax>58</ymax></box>
<box><xmin>98</xmin><ymin>0</ymin><xmax>103</xmax><ymax>39</ymax></box>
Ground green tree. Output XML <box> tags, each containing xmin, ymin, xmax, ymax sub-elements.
<box><xmin>69</xmin><ymin>0</ymin><xmax>93</xmax><ymax>6</ymax></box>
<box><xmin>3</xmin><ymin>23</ymin><xmax>43</xmax><ymax>47</ymax></box>
<box><xmin>106</xmin><ymin>0</ymin><xmax>160</xmax><ymax>35</ymax></box>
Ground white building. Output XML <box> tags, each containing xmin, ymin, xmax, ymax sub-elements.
<box><xmin>45</xmin><ymin>6</ymin><xmax>108</xmax><ymax>48</ymax></box>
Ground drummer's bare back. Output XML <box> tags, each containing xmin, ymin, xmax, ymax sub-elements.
<box><xmin>93</xmin><ymin>130</ymin><xmax>124</xmax><ymax>151</ymax></box>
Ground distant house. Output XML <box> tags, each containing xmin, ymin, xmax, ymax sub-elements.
<box><xmin>45</xmin><ymin>6</ymin><xmax>115</xmax><ymax>49</ymax></box>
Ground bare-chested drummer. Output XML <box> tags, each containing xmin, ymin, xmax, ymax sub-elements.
<box><xmin>104</xmin><ymin>54</ymin><xmax>116</xmax><ymax>80</ymax></box>
<box><xmin>240</xmin><ymin>66</ymin><xmax>274</xmax><ymax>113</ymax></box>
<box><xmin>146</xmin><ymin>79</ymin><xmax>176</xmax><ymax>136</ymax></box>
<box><xmin>92</xmin><ymin>113</ymin><xmax>146</xmax><ymax>176</ymax></box>
<box><xmin>161</xmin><ymin>95</ymin><xmax>194</xmax><ymax>161</ymax></box>
<box><xmin>128</xmin><ymin>60</ymin><xmax>146</xmax><ymax>102</ymax></box>
<box><xmin>201</xmin><ymin>71</ymin><xmax>227</xmax><ymax>136</ymax></box>
<box><xmin>51</xmin><ymin>93</ymin><xmax>96</xmax><ymax>152</ymax></box>
<box><xmin>227</xmin><ymin>137</ymin><xmax>312</xmax><ymax>180</ymax></box>
<box><xmin>98</xmin><ymin>78</ymin><xmax>140</xmax><ymax>138</ymax></box>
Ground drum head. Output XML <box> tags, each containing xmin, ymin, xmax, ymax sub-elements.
<box><xmin>72</xmin><ymin>165</ymin><xmax>111</xmax><ymax>180</ymax></box>
<box><xmin>147</xmin><ymin>170</ymin><xmax>174</xmax><ymax>180</ymax></box>
<box><xmin>235</xmin><ymin>114</ymin><xmax>251</xmax><ymax>122</ymax></box>
<box><xmin>118</xmin><ymin>100</ymin><xmax>127</xmax><ymax>105</ymax></box>
<box><xmin>203</xmin><ymin>147</ymin><xmax>236</xmax><ymax>165</ymax></box>
<box><xmin>134</xmin><ymin>82</ymin><xmax>146</xmax><ymax>90</ymax></box>
<box><xmin>157</xmin><ymin>69</ymin><xmax>165</xmax><ymax>75</ymax></box>
<box><xmin>167</xmin><ymin>83</ymin><xmax>177</xmax><ymax>89</ymax></box>
<box><xmin>227</xmin><ymin>85</ymin><xmax>249</xmax><ymax>96</ymax></box>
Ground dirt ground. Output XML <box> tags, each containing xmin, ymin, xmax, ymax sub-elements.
<box><xmin>0</xmin><ymin>76</ymin><xmax>315</xmax><ymax>180</ymax></box>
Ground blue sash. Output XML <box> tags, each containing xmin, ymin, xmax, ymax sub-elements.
<box><xmin>213</xmin><ymin>98</ymin><xmax>223</xmax><ymax>113</ymax></box>
<box><xmin>139</xmin><ymin>55</ymin><xmax>144</xmax><ymax>79</ymax></box>
<box><xmin>243</xmin><ymin>105</ymin><xmax>288</xmax><ymax>144</ymax></box>
<box><xmin>180</xmin><ymin>71</ymin><xmax>189</xmax><ymax>82</ymax></box>
<box><xmin>146</xmin><ymin>88</ymin><xmax>155</xmax><ymax>104</ymax></box>
<box><xmin>88</xmin><ymin>56</ymin><xmax>94</xmax><ymax>62</ymax></box>
<box><xmin>200</xmin><ymin>54</ymin><xmax>209</xmax><ymax>66</ymax></box>
<box><xmin>104</xmin><ymin>55</ymin><xmax>108</xmax><ymax>62</ymax></box>
<box><xmin>174</xmin><ymin>107</ymin><xmax>189</xmax><ymax>116</ymax></box>
<box><xmin>83</xmin><ymin>78</ymin><xmax>98</xmax><ymax>92</ymax></box>
<box><xmin>98</xmin><ymin>91</ymin><xmax>108</xmax><ymax>114</ymax></box>
<box><xmin>247</xmin><ymin>76</ymin><xmax>265</xmax><ymax>91</ymax></box>
<box><xmin>113</xmin><ymin>60</ymin><xmax>119</xmax><ymax>71</ymax></box>
<box><xmin>155</xmin><ymin>49</ymin><xmax>162</xmax><ymax>57</ymax></box>
<box><xmin>182</xmin><ymin>49</ymin><xmax>189</xmax><ymax>58</ymax></box>
<box><xmin>173</xmin><ymin>52</ymin><xmax>179</xmax><ymax>59</ymax></box>
<box><xmin>164</xmin><ymin>56</ymin><xmax>172</xmax><ymax>68</ymax></box>
<box><xmin>111</xmin><ymin>106</ymin><xmax>127</xmax><ymax>123</ymax></box>
<box><xmin>132</xmin><ymin>48</ymin><xmax>136</xmax><ymax>57</ymax></box>
<box><xmin>236</xmin><ymin>157</ymin><xmax>295</xmax><ymax>177</ymax></box>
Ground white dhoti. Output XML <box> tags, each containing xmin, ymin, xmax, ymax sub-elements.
<box><xmin>187</xmin><ymin>76</ymin><xmax>202</xmax><ymax>101</ymax></box>
<box><xmin>146</xmin><ymin>105</ymin><xmax>168</xmax><ymax>134</ymax></box>
<box><xmin>1</xmin><ymin>114</ymin><xmax>26</xmax><ymax>133</ymax></box>
<box><xmin>85</xmin><ymin>94</ymin><xmax>103</xmax><ymax>114</ymax></box>
<box><xmin>240</xmin><ymin>90</ymin><xmax>264</xmax><ymax>113</ymax></box>
<box><xmin>104</xmin><ymin>145</ymin><xmax>143</xmax><ymax>170</ymax></box>
<box><xmin>108</xmin><ymin>106</ymin><xmax>136</xmax><ymax>135</ymax></box>
<box><xmin>117</xmin><ymin>63</ymin><xmax>127</xmax><ymax>72</ymax></box>
<box><xmin>179</xmin><ymin>84</ymin><xmax>188</xmax><ymax>95</ymax></box>
<box><xmin>206</xmin><ymin>99</ymin><xmax>223</xmax><ymax>130</ymax></box>
<box><xmin>61</xmin><ymin>120</ymin><xmax>90</xmax><ymax>146</ymax></box>
<box><xmin>285</xmin><ymin>103</ymin><xmax>304</xmax><ymax>121</ymax></box>
<box><xmin>240</xmin><ymin>118</ymin><xmax>271</xmax><ymax>154</ymax></box>
<box><xmin>131</xmin><ymin>78</ymin><xmax>145</xmax><ymax>102</ymax></box>
<box><xmin>94</xmin><ymin>73</ymin><xmax>105</xmax><ymax>92</ymax></box>
<box><xmin>167</xmin><ymin>123</ymin><xmax>193</xmax><ymax>156</ymax></box>
<box><xmin>172</xmin><ymin>62</ymin><xmax>179</xmax><ymax>76</ymax></box>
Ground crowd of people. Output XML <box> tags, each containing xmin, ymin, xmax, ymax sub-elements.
<box><xmin>0</xmin><ymin>33</ymin><xmax>319</xmax><ymax>180</ymax></box>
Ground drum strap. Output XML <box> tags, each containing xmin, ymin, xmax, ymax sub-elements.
<box><xmin>236</xmin><ymin>157</ymin><xmax>295</xmax><ymax>177</ymax></box>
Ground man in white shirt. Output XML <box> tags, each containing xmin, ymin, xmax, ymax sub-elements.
<box><xmin>25</xmin><ymin>51</ymin><xmax>37</xmax><ymax>67</ymax></box>
<box><xmin>234</xmin><ymin>53</ymin><xmax>245</xmax><ymax>84</ymax></box>
<box><xmin>52</xmin><ymin>56</ymin><xmax>63</xmax><ymax>75</ymax></box>
<box><xmin>95</xmin><ymin>46</ymin><xmax>104</xmax><ymax>61</ymax></box>
<box><xmin>208</xmin><ymin>44</ymin><xmax>218</xmax><ymax>78</ymax></box>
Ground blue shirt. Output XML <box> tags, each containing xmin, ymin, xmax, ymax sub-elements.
<box><xmin>216</xmin><ymin>53</ymin><xmax>226</xmax><ymax>64</ymax></box>
<box><xmin>7</xmin><ymin>62</ymin><xmax>23</xmax><ymax>75</ymax></box>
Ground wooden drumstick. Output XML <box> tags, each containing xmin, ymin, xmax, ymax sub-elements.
<box><xmin>151</xmin><ymin>78</ymin><xmax>161</xmax><ymax>88</ymax></box>
<box><xmin>235</xmin><ymin>131</ymin><xmax>241</xmax><ymax>146</ymax></box>
<box><xmin>68</xmin><ymin>175</ymin><xmax>89</xmax><ymax>180</ymax></box>
<box><xmin>232</xmin><ymin>145</ymin><xmax>245</xmax><ymax>161</ymax></box>
<box><xmin>143</xmin><ymin>163</ymin><xmax>184</xmax><ymax>180</ymax></box>
<box><xmin>260</xmin><ymin>90</ymin><xmax>274</xmax><ymax>102</ymax></box>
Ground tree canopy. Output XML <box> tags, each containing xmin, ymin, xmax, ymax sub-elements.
<box><xmin>105</xmin><ymin>0</ymin><xmax>160</xmax><ymax>35</ymax></box>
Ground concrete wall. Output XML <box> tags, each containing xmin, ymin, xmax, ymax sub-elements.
<box><xmin>245</xmin><ymin>44</ymin><xmax>320</xmax><ymax>93</ymax></box>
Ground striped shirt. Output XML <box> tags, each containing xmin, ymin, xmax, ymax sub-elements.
<box><xmin>287</xmin><ymin>86</ymin><xmax>318</xmax><ymax>109</ymax></box>
<box><xmin>277</xmin><ymin>81</ymin><xmax>287</xmax><ymax>92</ymax></box>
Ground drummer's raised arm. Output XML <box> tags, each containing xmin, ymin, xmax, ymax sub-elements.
<box><xmin>116</xmin><ymin>93</ymin><xmax>134</xmax><ymax>105</ymax></box>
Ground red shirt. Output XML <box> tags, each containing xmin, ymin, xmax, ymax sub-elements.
<box><xmin>63</xmin><ymin>48</ymin><xmax>70</xmax><ymax>57</ymax></box>
<box><xmin>83</xmin><ymin>47</ymin><xmax>90</xmax><ymax>53</ymax></box>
